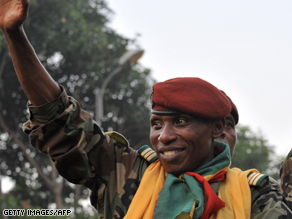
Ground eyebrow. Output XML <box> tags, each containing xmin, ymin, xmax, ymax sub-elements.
<box><xmin>225</xmin><ymin>116</ymin><xmax>235</xmax><ymax>123</ymax></box>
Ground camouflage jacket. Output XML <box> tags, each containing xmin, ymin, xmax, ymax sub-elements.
<box><xmin>23</xmin><ymin>87</ymin><xmax>292</xmax><ymax>218</ymax></box>
<box><xmin>280</xmin><ymin>149</ymin><xmax>292</xmax><ymax>210</ymax></box>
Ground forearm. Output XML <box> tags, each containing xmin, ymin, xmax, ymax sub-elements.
<box><xmin>3</xmin><ymin>26</ymin><xmax>61</xmax><ymax>106</ymax></box>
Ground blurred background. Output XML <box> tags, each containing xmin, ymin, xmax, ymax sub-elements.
<box><xmin>0</xmin><ymin>0</ymin><xmax>291</xmax><ymax>218</ymax></box>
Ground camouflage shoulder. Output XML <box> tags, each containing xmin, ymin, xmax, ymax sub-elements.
<box><xmin>250</xmin><ymin>174</ymin><xmax>279</xmax><ymax>204</ymax></box>
<box><xmin>250</xmin><ymin>176</ymin><xmax>292</xmax><ymax>218</ymax></box>
<box><xmin>137</xmin><ymin>145</ymin><xmax>158</xmax><ymax>164</ymax></box>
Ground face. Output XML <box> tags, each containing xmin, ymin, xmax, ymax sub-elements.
<box><xmin>215</xmin><ymin>114</ymin><xmax>237</xmax><ymax>157</ymax></box>
<box><xmin>150</xmin><ymin>114</ymin><xmax>217</xmax><ymax>176</ymax></box>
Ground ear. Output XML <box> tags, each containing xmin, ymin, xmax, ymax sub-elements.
<box><xmin>212</xmin><ymin>118</ymin><xmax>225</xmax><ymax>139</ymax></box>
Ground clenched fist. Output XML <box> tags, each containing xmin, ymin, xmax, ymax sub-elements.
<box><xmin>0</xmin><ymin>0</ymin><xmax>29</xmax><ymax>31</ymax></box>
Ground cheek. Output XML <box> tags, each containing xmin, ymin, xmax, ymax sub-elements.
<box><xmin>226</xmin><ymin>131</ymin><xmax>237</xmax><ymax>148</ymax></box>
<box><xmin>188</xmin><ymin>131</ymin><xmax>213</xmax><ymax>153</ymax></box>
<box><xmin>149</xmin><ymin>131</ymin><xmax>158</xmax><ymax>149</ymax></box>
<box><xmin>229</xmin><ymin>131</ymin><xmax>237</xmax><ymax>144</ymax></box>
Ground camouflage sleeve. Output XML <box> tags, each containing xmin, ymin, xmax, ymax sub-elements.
<box><xmin>22</xmin><ymin>86</ymin><xmax>146</xmax><ymax>215</ymax></box>
<box><xmin>251</xmin><ymin>177</ymin><xmax>292</xmax><ymax>218</ymax></box>
<box><xmin>280</xmin><ymin>149</ymin><xmax>292</xmax><ymax>210</ymax></box>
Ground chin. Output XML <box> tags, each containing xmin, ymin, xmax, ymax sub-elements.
<box><xmin>164</xmin><ymin>167</ymin><xmax>185</xmax><ymax>177</ymax></box>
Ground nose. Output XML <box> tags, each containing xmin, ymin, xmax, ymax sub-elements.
<box><xmin>216</xmin><ymin>130</ymin><xmax>226</xmax><ymax>141</ymax></box>
<box><xmin>221</xmin><ymin>130</ymin><xmax>226</xmax><ymax>139</ymax></box>
<box><xmin>158</xmin><ymin>125</ymin><xmax>177</xmax><ymax>144</ymax></box>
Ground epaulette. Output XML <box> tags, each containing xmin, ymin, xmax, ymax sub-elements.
<box><xmin>105</xmin><ymin>131</ymin><xmax>129</xmax><ymax>148</ymax></box>
<box><xmin>247</xmin><ymin>172</ymin><xmax>269</xmax><ymax>187</ymax></box>
<box><xmin>138</xmin><ymin>145</ymin><xmax>158</xmax><ymax>164</ymax></box>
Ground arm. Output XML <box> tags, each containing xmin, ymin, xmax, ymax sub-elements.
<box><xmin>23</xmin><ymin>89</ymin><xmax>147</xmax><ymax>216</ymax></box>
<box><xmin>0</xmin><ymin>0</ymin><xmax>61</xmax><ymax>105</ymax></box>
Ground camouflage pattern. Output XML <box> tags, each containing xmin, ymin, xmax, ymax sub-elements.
<box><xmin>23</xmin><ymin>87</ymin><xmax>292</xmax><ymax>218</ymax></box>
<box><xmin>250</xmin><ymin>177</ymin><xmax>292</xmax><ymax>218</ymax></box>
<box><xmin>23</xmin><ymin>88</ymin><xmax>149</xmax><ymax>219</ymax></box>
<box><xmin>280</xmin><ymin>149</ymin><xmax>292</xmax><ymax>210</ymax></box>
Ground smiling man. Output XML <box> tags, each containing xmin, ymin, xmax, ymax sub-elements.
<box><xmin>149</xmin><ymin>78</ymin><xmax>229</xmax><ymax>177</ymax></box>
<box><xmin>150</xmin><ymin>113</ymin><xmax>217</xmax><ymax>175</ymax></box>
<box><xmin>1</xmin><ymin>0</ymin><xmax>292</xmax><ymax>218</ymax></box>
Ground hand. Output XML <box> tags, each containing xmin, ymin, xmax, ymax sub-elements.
<box><xmin>0</xmin><ymin>0</ymin><xmax>29</xmax><ymax>31</ymax></box>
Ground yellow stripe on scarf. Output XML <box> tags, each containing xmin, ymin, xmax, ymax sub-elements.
<box><xmin>125</xmin><ymin>162</ymin><xmax>258</xmax><ymax>219</ymax></box>
<box><xmin>124</xmin><ymin>160</ymin><xmax>165</xmax><ymax>219</ymax></box>
<box><xmin>210</xmin><ymin>167</ymin><xmax>259</xmax><ymax>219</ymax></box>
<box><xmin>125</xmin><ymin>160</ymin><xmax>228</xmax><ymax>219</ymax></box>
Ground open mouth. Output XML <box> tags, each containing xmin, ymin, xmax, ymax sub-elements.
<box><xmin>162</xmin><ymin>149</ymin><xmax>183</xmax><ymax>156</ymax></box>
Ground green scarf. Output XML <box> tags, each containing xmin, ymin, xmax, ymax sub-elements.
<box><xmin>153</xmin><ymin>141</ymin><xmax>231</xmax><ymax>219</ymax></box>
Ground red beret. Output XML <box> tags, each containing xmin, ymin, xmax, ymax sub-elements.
<box><xmin>220</xmin><ymin>90</ymin><xmax>239</xmax><ymax>125</ymax></box>
<box><xmin>151</xmin><ymin>77</ymin><xmax>231</xmax><ymax>119</ymax></box>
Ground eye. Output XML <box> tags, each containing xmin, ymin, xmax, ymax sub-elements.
<box><xmin>175</xmin><ymin>117</ymin><xmax>188</xmax><ymax>126</ymax></box>
<box><xmin>225</xmin><ymin>121</ymin><xmax>234</xmax><ymax>129</ymax></box>
<box><xmin>151</xmin><ymin>120</ymin><xmax>162</xmax><ymax>130</ymax></box>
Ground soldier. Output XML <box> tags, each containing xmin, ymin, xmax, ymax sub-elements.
<box><xmin>216</xmin><ymin>92</ymin><xmax>292</xmax><ymax>211</ymax></box>
<box><xmin>1</xmin><ymin>0</ymin><xmax>292</xmax><ymax>218</ymax></box>
<box><xmin>215</xmin><ymin>91</ymin><xmax>238</xmax><ymax>157</ymax></box>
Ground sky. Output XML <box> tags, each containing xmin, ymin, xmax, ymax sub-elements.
<box><xmin>107</xmin><ymin>0</ymin><xmax>292</xmax><ymax>156</ymax></box>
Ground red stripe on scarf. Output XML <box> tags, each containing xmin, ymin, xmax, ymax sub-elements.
<box><xmin>209</xmin><ymin>171</ymin><xmax>226</xmax><ymax>183</ymax></box>
<box><xmin>186</xmin><ymin>172</ymin><xmax>226</xmax><ymax>219</ymax></box>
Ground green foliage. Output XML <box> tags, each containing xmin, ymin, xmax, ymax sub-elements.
<box><xmin>0</xmin><ymin>0</ymin><xmax>154</xmax><ymax>213</ymax></box>
<box><xmin>231</xmin><ymin>125</ymin><xmax>280</xmax><ymax>180</ymax></box>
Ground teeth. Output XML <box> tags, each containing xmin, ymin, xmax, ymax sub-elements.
<box><xmin>164</xmin><ymin>150</ymin><xmax>181</xmax><ymax>156</ymax></box>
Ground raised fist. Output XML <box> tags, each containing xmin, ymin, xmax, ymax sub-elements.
<box><xmin>0</xmin><ymin>0</ymin><xmax>29</xmax><ymax>31</ymax></box>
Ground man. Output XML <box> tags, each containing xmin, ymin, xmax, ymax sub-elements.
<box><xmin>215</xmin><ymin>91</ymin><xmax>238</xmax><ymax>157</ymax></box>
<box><xmin>216</xmin><ymin>92</ymin><xmax>292</xmax><ymax>211</ymax></box>
<box><xmin>1</xmin><ymin>1</ymin><xmax>291</xmax><ymax>218</ymax></box>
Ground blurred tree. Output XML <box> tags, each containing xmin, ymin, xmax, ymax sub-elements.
<box><xmin>0</xmin><ymin>0</ymin><xmax>154</xmax><ymax>214</ymax></box>
<box><xmin>231</xmin><ymin>125</ymin><xmax>281</xmax><ymax>180</ymax></box>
